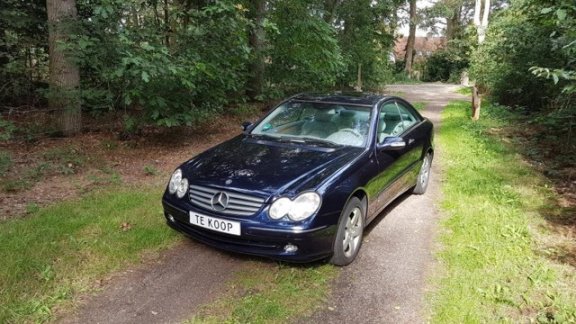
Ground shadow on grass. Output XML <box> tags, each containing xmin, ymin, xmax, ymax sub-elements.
<box><xmin>537</xmin><ymin>203</ymin><xmax>576</xmax><ymax>268</ymax></box>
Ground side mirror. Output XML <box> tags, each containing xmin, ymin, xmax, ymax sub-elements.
<box><xmin>378</xmin><ymin>136</ymin><xmax>406</xmax><ymax>151</ymax></box>
<box><xmin>241</xmin><ymin>121</ymin><xmax>253</xmax><ymax>132</ymax></box>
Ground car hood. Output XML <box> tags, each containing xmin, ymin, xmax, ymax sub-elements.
<box><xmin>183</xmin><ymin>135</ymin><xmax>363</xmax><ymax>197</ymax></box>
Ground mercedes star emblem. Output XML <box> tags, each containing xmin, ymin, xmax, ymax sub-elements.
<box><xmin>211</xmin><ymin>192</ymin><xmax>229</xmax><ymax>211</ymax></box>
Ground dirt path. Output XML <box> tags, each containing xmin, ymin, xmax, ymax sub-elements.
<box><xmin>299</xmin><ymin>83</ymin><xmax>467</xmax><ymax>323</ymax></box>
<box><xmin>59</xmin><ymin>241</ymin><xmax>250</xmax><ymax>324</ymax></box>
<box><xmin>58</xmin><ymin>83</ymin><xmax>467</xmax><ymax>324</ymax></box>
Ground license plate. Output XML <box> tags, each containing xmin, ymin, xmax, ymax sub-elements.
<box><xmin>189</xmin><ymin>212</ymin><xmax>241</xmax><ymax>236</ymax></box>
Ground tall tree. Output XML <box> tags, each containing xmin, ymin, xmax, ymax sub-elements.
<box><xmin>47</xmin><ymin>0</ymin><xmax>81</xmax><ymax>135</ymax></box>
<box><xmin>247</xmin><ymin>0</ymin><xmax>266</xmax><ymax>100</ymax></box>
<box><xmin>404</xmin><ymin>0</ymin><xmax>417</xmax><ymax>75</ymax></box>
<box><xmin>471</xmin><ymin>0</ymin><xmax>490</xmax><ymax>120</ymax></box>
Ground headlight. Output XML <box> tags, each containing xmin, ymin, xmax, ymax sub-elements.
<box><xmin>176</xmin><ymin>177</ymin><xmax>188</xmax><ymax>198</ymax></box>
<box><xmin>168</xmin><ymin>169</ymin><xmax>188</xmax><ymax>198</ymax></box>
<box><xmin>269</xmin><ymin>197</ymin><xmax>292</xmax><ymax>220</ymax></box>
<box><xmin>269</xmin><ymin>192</ymin><xmax>321</xmax><ymax>221</ymax></box>
<box><xmin>289</xmin><ymin>192</ymin><xmax>321</xmax><ymax>221</ymax></box>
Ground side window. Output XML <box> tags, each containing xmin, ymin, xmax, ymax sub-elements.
<box><xmin>377</xmin><ymin>102</ymin><xmax>401</xmax><ymax>144</ymax></box>
<box><xmin>391</xmin><ymin>101</ymin><xmax>419</xmax><ymax>135</ymax></box>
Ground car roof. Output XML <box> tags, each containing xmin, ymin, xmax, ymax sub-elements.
<box><xmin>290</xmin><ymin>92</ymin><xmax>391</xmax><ymax>106</ymax></box>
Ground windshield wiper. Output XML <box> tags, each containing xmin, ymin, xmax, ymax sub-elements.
<box><xmin>299</xmin><ymin>137</ymin><xmax>343</xmax><ymax>147</ymax></box>
<box><xmin>252</xmin><ymin>134</ymin><xmax>342</xmax><ymax>148</ymax></box>
<box><xmin>277</xmin><ymin>136</ymin><xmax>307</xmax><ymax>144</ymax></box>
<box><xmin>279</xmin><ymin>136</ymin><xmax>342</xmax><ymax>147</ymax></box>
<box><xmin>246</xmin><ymin>133</ymin><xmax>275</xmax><ymax>140</ymax></box>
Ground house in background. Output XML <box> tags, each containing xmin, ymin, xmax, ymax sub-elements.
<box><xmin>393</xmin><ymin>36</ymin><xmax>446</xmax><ymax>62</ymax></box>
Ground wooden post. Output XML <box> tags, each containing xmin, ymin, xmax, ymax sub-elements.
<box><xmin>472</xmin><ymin>85</ymin><xmax>481</xmax><ymax>120</ymax></box>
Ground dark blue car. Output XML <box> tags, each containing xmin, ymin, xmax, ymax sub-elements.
<box><xmin>162</xmin><ymin>93</ymin><xmax>433</xmax><ymax>265</ymax></box>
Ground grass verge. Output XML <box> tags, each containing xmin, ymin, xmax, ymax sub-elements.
<box><xmin>187</xmin><ymin>261</ymin><xmax>338</xmax><ymax>323</ymax></box>
<box><xmin>413</xmin><ymin>102</ymin><xmax>426</xmax><ymax>111</ymax></box>
<box><xmin>456</xmin><ymin>86</ymin><xmax>472</xmax><ymax>96</ymax></box>
<box><xmin>433</xmin><ymin>101</ymin><xmax>576</xmax><ymax>322</ymax></box>
<box><xmin>0</xmin><ymin>186</ymin><xmax>178</xmax><ymax>323</ymax></box>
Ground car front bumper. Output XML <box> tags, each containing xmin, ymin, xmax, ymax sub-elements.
<box><xmin>162</xmin><ymin>200</ymin><xmax>336</xmax><ymax>263</ymax></box>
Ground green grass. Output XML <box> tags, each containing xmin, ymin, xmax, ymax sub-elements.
<box><xmin>456</xmin><ymin>86</ymin><xmax>472</xmax><ymax>96</ymax></box>
<box><xmin>0</xmin><ymin>186</ymin><xmax>178</xmax><ymax>323</ymax></box>
<box><xmin>432</xmin><ymin>101</ymin><xmax>576</xmax><ymax>322</ymax></box>
<box><xmin>413</xmin><ymin>102</ymin><xmax>426</xmax><ymax>111</ymax></box>
<box><xmin>0</xmin><ymin>150</ymin><xmax>11</xmax><ymax>176</ymax></box>
<box><xmin>188</xmin><ymin>261</ymin><xmax>338</xmax><ymax>323</ymax></box>
<box><xmin>390</xmin><ymin>72</ymin><xmax>423</xmax><ymax>84</ymax></box>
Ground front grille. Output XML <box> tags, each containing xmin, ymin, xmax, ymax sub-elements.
<box><xmin>189</xmin><ymin>185</ymin><xmax>265</xmax><ymax>216</ymax></box>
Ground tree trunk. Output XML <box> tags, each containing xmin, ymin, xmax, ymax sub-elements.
<box><xmin>247</xmin><ymin>0</ymin><xmax>266</xmax><ymax>100</ymax></box>
<box><xmin>404</xmin><ymin>0</ymin><xmax>417</xmax><ymax>75</ymax></box>
<box><xmin>47</xmin><ymin>0</ymin><xmax>81</xmax><ymax>135</ymax></box>
<box><xmin>446</xmin><ymin>4</ymin><xmax>461</xmax><ymax>40</ymax></box>
<box><xmin>472</xmin><ymin>0</ymin><xmax>491</xmax><ymax>120</ymax></box>
<box><xmin>164</xmin><ymin>0</ymin><xmax>170</xmax><ymax>48</ymax></box>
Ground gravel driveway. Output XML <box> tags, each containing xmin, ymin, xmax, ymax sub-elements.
<box><xmin>299</xmin><ymin>83</ymin><xmax>468</xmax><ymax>323</ymax></box>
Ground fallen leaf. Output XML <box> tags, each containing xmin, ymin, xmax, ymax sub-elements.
<box><xmin>120</xmin><ymin>222</ymin><xmax>132</xmax><ymax>231</ymax></box>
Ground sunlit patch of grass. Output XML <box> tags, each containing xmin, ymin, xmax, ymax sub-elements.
<box><xmin>456</xmin><ymin>86</ymin><xmax>472</xmax><ymax>96</ymax></box>
<box><xmin>413</xmin><ymin>102</ymin><xmax>426</xmax><ymax>111</ymax></box>
<box><xmin>432</xmin><ymin>101</ymin><xmax>576</xmax><ymax>322</ymax></box>
<box><xmin>0</xmin><ymin>186</ymin><xmax>179</xmax><ymax>323</ymax></box>
<box><xmin>188</xmin><ymin>261</ymin><xmax>338</xmax><ymax>323</ymax></box>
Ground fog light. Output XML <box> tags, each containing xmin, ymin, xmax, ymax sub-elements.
<box><xmin>283</xmin><ymin>243</ymin><xmax>298</xmax><ymax>253</ymax></box>
<box><xmin>168</xmin><ymin>214</ymin><xmax>175</xmax><ymax>222</ymax></box>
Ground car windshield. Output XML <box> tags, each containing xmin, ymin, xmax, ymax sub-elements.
<box><xmin>251</xmin><ymin>101</ymin><xmax>372</xmax><ymax>148</ymax></box>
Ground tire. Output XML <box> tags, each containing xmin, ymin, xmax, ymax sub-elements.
<box><xmin>330</xmin><ymin>197</ymin><xmax>366</xmax><ymax>266</ymax></box>
<box><xmin>413</xmin><ymin>152</ymin><xmax>432</xmax><ymax>195</ymax></box>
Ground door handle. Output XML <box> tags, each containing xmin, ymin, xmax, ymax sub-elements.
<box><xmin>408</xmin><ymin>138</ymin><xmax>415</xmax><ymax>145</ymax></box>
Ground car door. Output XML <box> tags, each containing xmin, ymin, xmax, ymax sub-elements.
<box><xmin>368</xmin><ymin>100</ymin><xmax>423</xmax><ymax>216</ymax></box>
<box><xmin>394</xmin><ymin>100</ymin><xmax>426</xmax><ymax>187</ymax></box>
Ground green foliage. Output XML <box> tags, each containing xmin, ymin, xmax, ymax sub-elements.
<box><xmin>74</xmin><ymin>0</ymin><xmax>251</xmax><ymax>127</ymax></box>
<box><xmin>530</xmin><ymin>1</ymin><xmax>576</xmax><ymax>95</ymax></box>
<box><xmin>2</xmin><ymin>0</ymin><xmax>400</xmax><ymax>134</ymax></box>
<box><xmin>423</xmin><ymin>38</ymin><xmax>470</xmax><ymax>82</ymax></box>
<box><xmin>0</xmin><ymin>0</ymin><xmax>48</xmax><ymax>107</ymax></box>
<box><xmin>470</xmin><ymin>0</ymin><xmax>568</xmax><ymax>109</ymax></box>
<box><xmin>267</xmin><ymin>0</ymin><xmax>344</xmax><ymax>93</ymax></box>
<box><xmin>336</xmin><ymin>0</ymin><xmax>398</xmax><ymax>89</ymax></box>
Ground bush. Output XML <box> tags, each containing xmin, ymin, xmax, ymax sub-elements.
<box><xmin>470</xmin><ymin>1</ymin><xmax>564</xmax><ymax>109</ymax></box>
<box><xmin>75</xmin><ymin>0</ymin><xmax>251</xmax><ymax>128</ymax></box>
<box><xmin>423</xmin><ymin>46</ymin><xmax>469</xmax><ymax>83</ymax></box>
